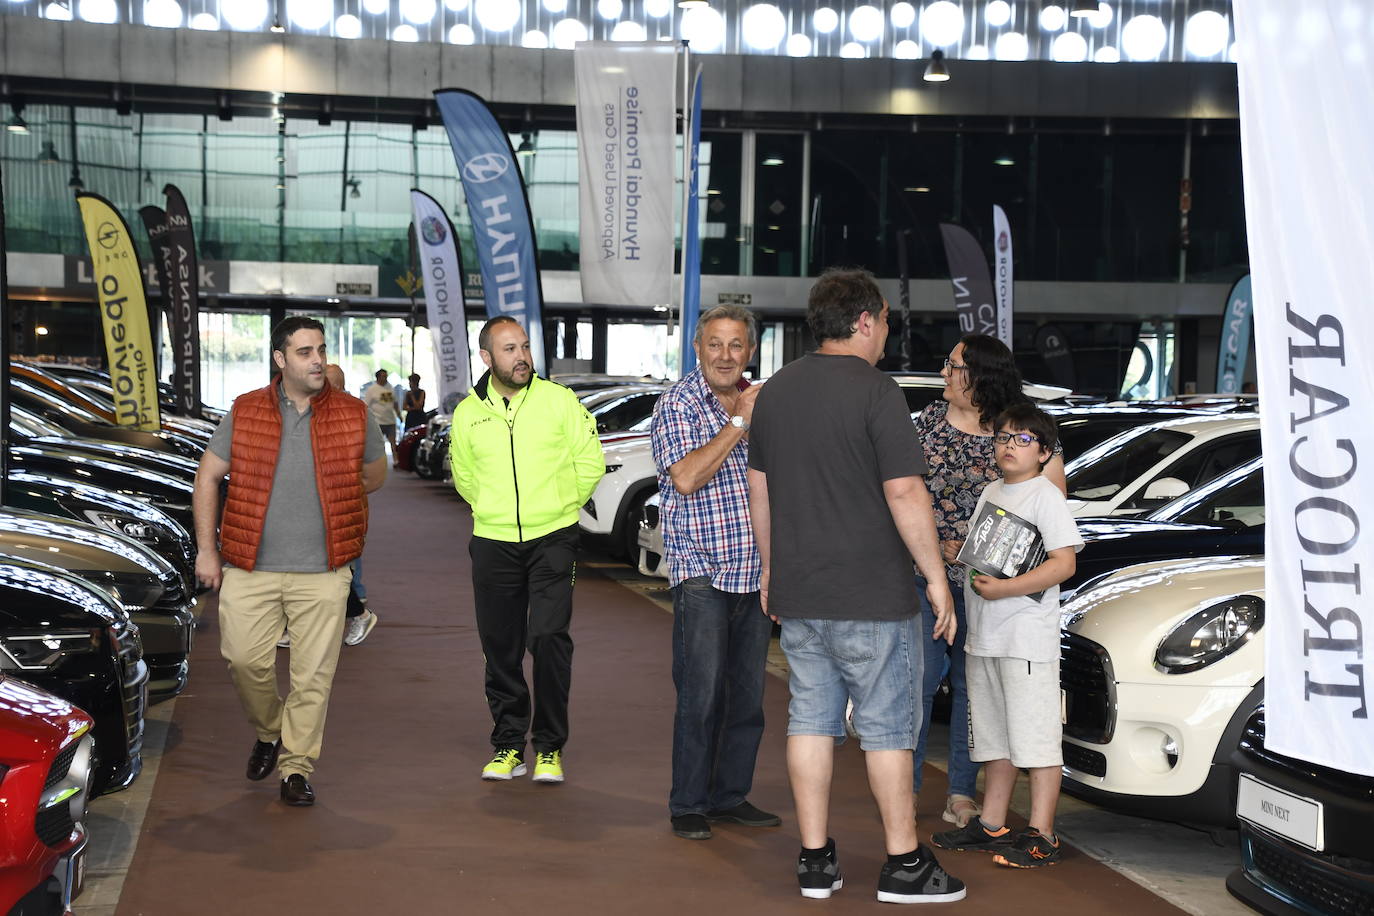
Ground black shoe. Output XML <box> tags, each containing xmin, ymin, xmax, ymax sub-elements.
<box><xmin>993</xmin><ymin>829</ymin><xmax>1063</xmax><ymax>868</ymax></box>
<box><xmin>797</xmin><ymin>841</ymin><xmax>843</xmax><ymax>899</ymax></box>
<box><xmin>280</xmin><ymin>774</ymin><xmax>315</xmax><ymax>807</ymax></box>
<box><xmin>671</xmin><ymin>813</ymin><xmax>712</xmax><ymax>840</ymax></box>
<box><xmin>706</xmin><ymin>800</ymin><xmax>781</xmax><ymax>827</ymax></box>
<box><xmin>246</xmin><ymin>739</ymin><xmax>281</xmax><ymax>781</ymax></box>
<box><xmin>931</xmin><ymin>818</ymin><xmax>1017</xmax><ymax>852</ymax></box>
<box><xmin>877</xmin><ymin>845</ymin><xmax>967</xmax><ymax>904</ymax></box>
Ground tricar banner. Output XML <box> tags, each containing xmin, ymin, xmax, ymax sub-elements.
<box><xmin>410</xmin><ymin>189</ymin><xmax>472</xmax><ymax>414</ymax></box>
<box><xmin>1215</xmin><ymin>273</ymin><xmax>1253</xmax><ymax>395</ymax></box>
<box><xmin>574</xmin><ymin>41</ymin><xmax>677</xmax><ymax>309</ymax></box>
<box><xmin>939</xmin><ymin>223</ymin><xmax>996</xmax><ymax>339</ymax></box>
<box><xmin>433</xmin><ymin>88</ymin><xmax>546</xmax><ymax>374</ymax></box>
<box><xmin>1235</xmin><ymin>0</ymin><xmax>1373</xmax><ymax>776</ymax></box>
<box><xmin>76</xmin><ymin>192</ymin><xmax>162</xmax><ymax>431</ymax></box>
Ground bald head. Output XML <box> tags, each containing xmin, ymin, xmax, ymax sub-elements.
<box><xmin>325</xmin><ymin>363</ymin><xmax>345</xmax><ymax>391</ymax></box>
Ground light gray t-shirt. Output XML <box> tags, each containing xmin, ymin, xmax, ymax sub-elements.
<box><xmin>963</xmin><ymin>475</ymin><xmax>1083</xmax><ymax>663</ymax></box>
<box><xmin>207</xmin><ymin>392</ymin><xmax>385</xmax><ymax>572</ymax></box>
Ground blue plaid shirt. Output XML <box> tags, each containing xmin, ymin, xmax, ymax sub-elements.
<box><xmin>649</xmin><ymin>367</ymin><xmax>761</xmax><ymax>592</ymax></box>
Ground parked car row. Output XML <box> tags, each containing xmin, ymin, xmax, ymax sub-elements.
<box><xmin>1</xmin><ymin>360</ymin><xmax>216</xmax><ymax>914</ymax></box>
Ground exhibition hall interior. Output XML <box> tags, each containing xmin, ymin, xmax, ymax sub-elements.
<box><xmin>0</xmin><ymin>0</ymin><xmax>1368</xmax><ymax>914</ymax></box>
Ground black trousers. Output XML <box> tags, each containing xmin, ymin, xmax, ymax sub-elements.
<box><xmin>469</xmin><ymin>524</ymin><xmax>578</xmax><ymax>753</ymax></box>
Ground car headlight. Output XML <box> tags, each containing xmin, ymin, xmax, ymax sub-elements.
<box><xmin>79</xmin><ymin>572</ymin><xmax>165</xmax><ymax>612</ymax></box>
<box><xmin>83</xmin><ymin>510</ymin><xmax>158</xmax><ymax>544</ymax></box>
<box><xmin>0</xmin><ymin>629</ymin><xmax>102</xmax><ymax>671</ymax></box>
<box><xmin>1154</xmin><ymin>596</ymin><xmax>1264</xmax><ymax>674</ymax></box>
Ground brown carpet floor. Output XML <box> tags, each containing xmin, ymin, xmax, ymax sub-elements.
<box><xmin>115</xmin><ymin>473</ymin><xmax>1183</xmax><ymax>915</ymax></box>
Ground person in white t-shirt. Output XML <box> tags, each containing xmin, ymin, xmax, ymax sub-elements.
<box><xmin>362</xmin><ymin>370</ymin><xmax>401</xmax><ymax>455</ymax></box>
<box><xmin>932</xmin><ymin>402</ymin><xmax>1082</xmax><ymax>870</ymax></box>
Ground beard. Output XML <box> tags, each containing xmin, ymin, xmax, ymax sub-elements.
<box><xmin>492</xmin><ymin>361</ymin><xmax>531</xmax><ymax>391</ymax></box>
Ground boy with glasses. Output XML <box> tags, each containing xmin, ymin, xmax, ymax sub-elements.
<box><xmin>933</xmin><ymin>402</ymin><xmax>1082</xmax><ymax>868</ymax></box>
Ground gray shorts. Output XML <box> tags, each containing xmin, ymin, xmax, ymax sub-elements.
<box><xmin>966</xmin><ymin>654</ymin><xmax>1063</xmax><ymax>769</ymax></box>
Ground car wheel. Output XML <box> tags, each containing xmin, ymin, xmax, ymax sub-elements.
<box><xmin>622</xmin><ymin>490</ymin><xmax>652</xmax><ymax>562</ymax></box>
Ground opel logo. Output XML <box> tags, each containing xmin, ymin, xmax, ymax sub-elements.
<box><xmin>97</xmin><ymin>222</ymin><xmax>121</xmax><ymax>249</ymax></box>
<box><xmin>463</xmin><ymin>152</ymin><xmax>510</xmax><ymax>184</ymax></box>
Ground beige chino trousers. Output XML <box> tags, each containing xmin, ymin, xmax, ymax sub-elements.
<box><xmin>218</xmin><ymin>566</ymin><xmax>352</xmax><ymax>778</ymax></box>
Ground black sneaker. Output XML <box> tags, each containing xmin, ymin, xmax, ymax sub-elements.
<box><xmin>706</xmin><ymin>800</ymin><xmax>781</xmax><ymax>827</ymax></box>
<box><xmin>931</xmin><ymin>818</ymin><xmax>1017</xmax><ymax>852</ymax></box>
<box><xmin>797</xmin><ymin>841</ymin><xmax>843</xmax><ymax>899</ymax></box>
<box><xmin>877</xmin><ymin>846</ymin><xmax>967</xmax><ymax>904</ymax></box>
<box><xmin>993</xmin><ymin>829</ymin><xmax>1063</xmax><ymax>868</ymax></box>
<box><xmin>671</xmin><ymin>813</ymin><xmax>711</xmax><ymax>840</ymax></box>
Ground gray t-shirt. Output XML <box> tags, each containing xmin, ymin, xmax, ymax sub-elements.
<box><xmin>963</xmin><ymin>475</ymin><xmax>1084</xmax><ymax>663</ymax></box>
<box><xmin>207</xmin><ymin>392</ymin><xmax>386</xmax><ymax>572</ymax></box>
<box><xmin>748</xmin><ymin>353</ymin><xmax>929</xmax><ymax>621</ymax></box>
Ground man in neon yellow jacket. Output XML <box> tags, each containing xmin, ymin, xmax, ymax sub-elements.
<box><xmin>450</xmin><ymin>316</ymin><xmax>604</xmax><ymax>784</ymax></box>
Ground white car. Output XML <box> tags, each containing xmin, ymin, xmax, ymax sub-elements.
<box><xmin>1063</xmin><ymin>413</ymin><xmax>1261</xmax><ymax>518</ymax></box>
<box><xmin>1060</xmin><ymin>554</ymin><xmax>1265</xmax><ymax>826</ymax></box>
<box><xmin>579</xmin><ymin>434</ymin><xmax>657</xmax><ymax>560</ymax></box>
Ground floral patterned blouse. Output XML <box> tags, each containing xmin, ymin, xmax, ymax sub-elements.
<box><xmin>914</xmin><ymin>400</ymin><xmax>1062</xmax><ymax>586</ymax></box>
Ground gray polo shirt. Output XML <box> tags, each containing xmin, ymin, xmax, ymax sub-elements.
<box><xmin>208</xmin><ymin>391</ymin><xmax>386</xmax><ymax>572</ymax></box>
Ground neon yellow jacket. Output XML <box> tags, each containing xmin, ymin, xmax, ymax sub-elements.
<box><xmin>450</xmin><ymin>372</ymin><xmax>605</xmax><ymax>542</ymax></box>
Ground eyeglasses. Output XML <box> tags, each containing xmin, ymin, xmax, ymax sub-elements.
<box><xmin>943</xmin><ymin>358</ymin><xmax>967</xmax><ymax>371</ymax></box>
<box><xmin>993</xmin><ymin>432</ymin><xmax>1042</xmax><ymax>448</ymax></box>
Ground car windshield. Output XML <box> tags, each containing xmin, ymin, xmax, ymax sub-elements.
<box><xmin>1152</xmin><ymin>458</ymin><xmax>1265</xmax><ymax>529</ymax></box>
<box><xmin>11</xmin><ymin>379</ymin><xmax>105</xmax><ymax>424</ymax></box>
<box><xmin>901</xmin><ymin>384</ymin><xmax>944</xmax><ymax>415</ymax></box>
<box><xmin>9</xmin><ymin>406</ymin><xmax>68</xmax><ymax>438</ymax></box>
<box><xmin>1064</xmin><ymin>427</ymin><xmax>1192</xmax><ymax>500</ymax></box>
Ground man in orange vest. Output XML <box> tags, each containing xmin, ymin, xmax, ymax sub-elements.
<box><xmin>192</xmin><ymin>316</ymin><xmax>388</xmax><ymax>807</ymax></box>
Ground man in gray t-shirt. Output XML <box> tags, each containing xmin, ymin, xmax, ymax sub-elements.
<box><xmin>193</xmin><ymin>316</ymin><xmax>387</xmax><ymax>808</ymax></box>
<box><xmin>748</xmin><ymin>269</ymin><xmax>965</xmax><ymax>903</ymax></box>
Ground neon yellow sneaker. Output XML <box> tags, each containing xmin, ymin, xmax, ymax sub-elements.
<box><xmin>531</xmin><ymin>750</ymin><xmax>564</xmax><ymax>784</ymax></box>
<box><xmin>480</xmin><ymin>748</ymin><xmax>526</xmax><ymax>781</ymax></box>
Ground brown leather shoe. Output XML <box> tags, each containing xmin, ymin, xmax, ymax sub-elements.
<box><xmin>280</xmin><ymin>774</ymin><xmax>315</xmax><ymax>807</ymax></box>
<box><xmin>246</xmin><ymin>739</ymin><xmax>281</xmax><ymax>781</ymax></box>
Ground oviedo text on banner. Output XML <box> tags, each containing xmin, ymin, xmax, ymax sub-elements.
<box><xmin>433</xmin><ymin>88</ymin><xmax>546</xmax><ymax>374</ymax></box>
<box><xmin>411</xmin><ymin>189</ymin><xmax>473</xmax><ymax>415</ymax></box>
<box><xmin>76</xmin><ymin>193</ymin><xmax>162</xmax><ymax>432</ymax></box>
<box><xmin>574</xmin><ymin>41</ymin><xmax>677</xmax><ymax>309</ymax></box>
<box><xmin>1235</xmin><ymin>0</ymin><xmax>1373</xmax><ymax>777</ymax></box>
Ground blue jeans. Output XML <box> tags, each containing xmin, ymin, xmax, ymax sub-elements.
<box><xmin>913</xmin><ymin>574</ymin><xmax>979</xmax><ymax>798</ymax></box>
<box><xmin>670</xmin><ymin>578</ymin><xmax>772</xmax><ymax>817</ymax></box>
<box><xmin>780</xmin><ymin>615</ymin><xmax>921</xmax><ymax>752</ymax></box>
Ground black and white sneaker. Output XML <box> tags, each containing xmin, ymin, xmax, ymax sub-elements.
<box><xmin>876</xmin><ymin>845</ymin><xmax>967</xmax><ymax>904</ymax></box>
<box><xmin>797</xmin><ymin>840</ymin><xmax>843</xmax><ymax>899</ymax></box>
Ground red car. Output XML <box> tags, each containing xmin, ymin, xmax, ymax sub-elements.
<box><xmin>395</xmin><ymin>424</ymin><xmax>426</xmax><ymax>472</ymax></box>
<box><xmin>0</xmin><ymin>676</ymin><xmax>94</xmax><ymax>916</ymax></box>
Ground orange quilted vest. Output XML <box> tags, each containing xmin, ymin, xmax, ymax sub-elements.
<box><xmin>219</xmin><ymin>377</ymin><xmax>369</xmax><ymax>571</ymax></box>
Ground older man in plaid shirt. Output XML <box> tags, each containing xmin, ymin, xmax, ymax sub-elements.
<box><xmin>651</xmin><ymin>305</ymin><xmax>780</xmax><ymax>842</ymax></box>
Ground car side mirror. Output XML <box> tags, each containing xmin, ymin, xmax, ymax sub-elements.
<box><xmin>1142</xmin><ymin>476</ymin><xmax>1189</xmax><ymax>502</ymax></box>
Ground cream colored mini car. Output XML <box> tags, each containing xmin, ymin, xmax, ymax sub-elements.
<box><xmin>1059</xmin><ymin>554</ymin><xmax>1265</xmax><ymax>826</ymax></box>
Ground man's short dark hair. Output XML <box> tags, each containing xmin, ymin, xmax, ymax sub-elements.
<box><xmin>270</xmin><ymin>316</ymin><xmax>325</xmax><ymax>355</ymax></box>
<box><xmin>375</xmin><ymin>369</ymin><xmax>388</xmax><ymax>380</ymax></box>
<box><xmin>994</xmin><ymin>402</ymin><xmax>1058</xmax><ymax>464</ymax></box>
<box><xmin>478</xmin><ymin>316</ymin><xmax>523</xmax><ymax>353</ymax></box>
<box><xmin>807</xmin><ymin>268</ymin><xmax>884</xmax><ymax>343</ymax></box>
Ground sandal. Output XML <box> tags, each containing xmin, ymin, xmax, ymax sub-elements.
<box><xmin>943</xmin><ymin>794</ymin><xmax>982</xmax><ymax>828</ymax></box>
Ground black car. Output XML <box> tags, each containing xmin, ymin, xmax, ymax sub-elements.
<box><xmin>1227</xmin><ymin>705</ymin><xmax>1374</xmax><ymax>916</ymax></box>
<box><xmin>6</xmin><ymin>470</ymin><xmax>197</xmax><ymax>586</ymax></box>
<box><xmin>1066</xmin><ymin>456</ymin><xmax>1264</xmax><ymax>598</ymax></box>
<box><xmin>0</xmin><ymin>563</ymin><xmax>148</xmax><ymax>795</ymax></box>
<box><xmin>0</xmin><ymin>510</ymin><xmax>195</xmax><ymax>703</ymax></box>
<box><xmin>7</xmin><ymin>443</ymin><xmax>197</xmax><ymax>536</ymax></box>
<box><xmin>8</xmin><ymin>377</ymin><xmax>205</xmax><ymax>459</ymax></box>
<box><xmin>10</xmin><ymin>412</ymin><xmax>200</xmax><ymax>488</ymax></box>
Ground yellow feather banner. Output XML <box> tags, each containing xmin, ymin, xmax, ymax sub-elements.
<box><xmin>76</xmin><ymin>192</ymin><xmax>162</xmax><ymax>431</ymax></box>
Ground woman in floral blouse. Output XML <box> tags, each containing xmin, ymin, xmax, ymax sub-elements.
<box><xmin>912</xmin><ymin>334</ymin><xmax>1066</xmax><ymax>828</ymax></box>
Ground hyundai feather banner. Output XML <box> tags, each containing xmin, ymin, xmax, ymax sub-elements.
<box><xmin>163</xmin><ymin>185</ymin><xmax>204</xmax><ymax>418</ymax></box>
<box><xmin>991</xmin><ymin>205</ymin><xmax>1013</xmax><ymax>347</ymax></box>
<box><xmin>574</xmin><ymin>41</ymin><xmax>677</xmax><ymax>310</ymax></box>
<box><xmin>1215</xmin><ymin>273</ymin><xmax>1253</xmax><ymax>395</ymax></box>
<box><xmin>434</xmin><ymin>88</ymin><xmax>546</xmax><ymax>375</ymax></box>
<box><xmin>411</xmin><ymin>189</ymin><xmax>473</xmax><ymax>413</ymax></box>
<box><xmin>76</xmin><ymin>192</ymin><xmax>162</xmax><ymax>431</ymax></box>
<box><xmin>939</xmin><ymin>223</ymin><xmax>996</xmax><ymax>338</ymax></box>
<box><xmin>1235</xmin><ymin>0</ymin><xmax>1374</xmax><ymax>776</ymax></box>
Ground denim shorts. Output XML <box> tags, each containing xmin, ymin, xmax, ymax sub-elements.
<box><xmin>779</xmin><ymin>616</ymin><xmax>921</xmax><ymax>752</ymax></box>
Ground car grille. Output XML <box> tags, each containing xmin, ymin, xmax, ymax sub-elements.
<box><xmin>34</xmin><ymin>801</ymin><xmax>75</xmax><ymax>847</ymax></box>
<box><xmin>1062</xmin><ymin>741</ymin><xmax>1107</xmax><ymax>777</ymax></box>
<box><xmin>42</xmin><ymin>742</ymin><xmax>79</xmax><ymax>793</ymax></box>
<box><xmin>1243</xmin><ymin>826</ymin><xmax>1374</xmax><ymax>916</ymax></box>
<box><xmin>1240</xmin><ymin>707</ymin><xmax>1374</xmax><ymax>804</ymax></box>
<box><xmin>112</xmin><ymin>619</ymin><xmax>147</xmax><ymax>754</ymax></box>
<box><xmin>1060</xmin><ymin>631</ymin><xmax>1116</xmax><ymax>743</ymax></box>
